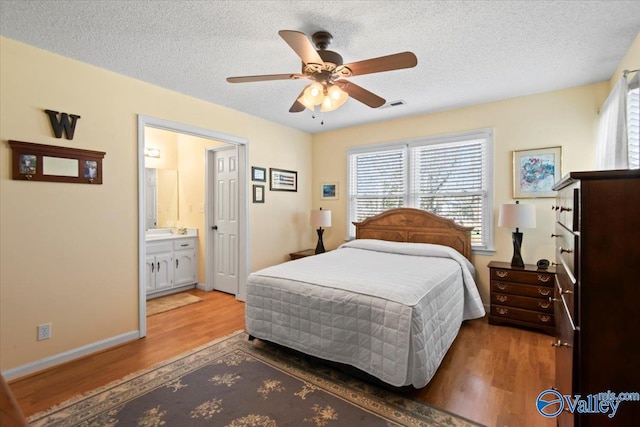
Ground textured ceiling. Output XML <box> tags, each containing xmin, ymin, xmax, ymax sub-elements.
<box><xmin>1</xmin><ymin>1</ymin><xmax>639</xmax><ymax>134</ymax></box>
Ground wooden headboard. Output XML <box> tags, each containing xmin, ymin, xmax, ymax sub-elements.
<box><xmin>353</xmin><ymin>208</ymin><xmax>474</xmax><ymax>260</ymax></box>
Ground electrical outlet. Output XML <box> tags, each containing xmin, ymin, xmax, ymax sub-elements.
<box><xmin>37</xmin><ymin>323</ymin><xmax>52</xmax><ymax>341</ymax></box>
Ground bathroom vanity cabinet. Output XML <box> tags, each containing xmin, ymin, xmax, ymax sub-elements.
<box><xmin>145</xmin><ymin>233</ymin><xmax>198</xmax><ymax>299</ymax></box>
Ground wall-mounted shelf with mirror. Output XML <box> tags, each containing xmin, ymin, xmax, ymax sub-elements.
<box><xmin>9</xmin><ymin>140</ymin><xmax>105</xmax><ymax>184</ymax></box>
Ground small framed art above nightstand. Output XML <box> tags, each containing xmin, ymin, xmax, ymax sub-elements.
<box><xmin>487</xmin><ymin>261</ymin><xmax>556</xmax><ymax>335</ymax></box>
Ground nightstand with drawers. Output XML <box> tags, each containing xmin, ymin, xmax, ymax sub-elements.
<box><xmin>289</xmin><ymin>249</ymin><xmax>333</xmax><ymax>260</ymax></box>
<box><xmin>289</xmin><ymin>249</ymin><xmax>317</xmax><ymax>260</ymax></box>
<box><xmin>488</xmin><ymin>261</ymin><xmax>556</xmax><ymax>335</ymax></box>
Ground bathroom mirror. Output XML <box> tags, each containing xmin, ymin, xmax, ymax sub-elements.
<box><xmin>145</xmin><ymin>168</ymin><xmax>179</xmax><ymax>229</ymax></box>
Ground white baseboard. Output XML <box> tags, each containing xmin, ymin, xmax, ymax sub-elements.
<box><xmin>1</xmin><ymin>330</ymin><xmax>140</xmax><ymax>381</ymax></box>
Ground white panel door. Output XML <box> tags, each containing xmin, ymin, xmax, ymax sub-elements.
<box><xmin>212</xmin><ymin>147</ymin><xmax>239</xmax><ymax>294</ymax></box>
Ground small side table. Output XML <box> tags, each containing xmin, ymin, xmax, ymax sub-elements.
<box><xmin>289</xmin><ymin>249</ymin><xmax>325</xmax><ymax>260</ymax></box>
<box><xmin>488</xmin><ymin>261</ymin><xmax>556</xmax><ymax>335</ymax></box>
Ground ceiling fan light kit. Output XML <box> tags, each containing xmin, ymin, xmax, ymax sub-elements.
<box><xmin>227</xmin><ymin>30</ymin><xmax>417</xmax><ymax>118</ymax></box>
<box><xmin>299</xmin><ymin>82</ymin><xmax>349</xmax><ymax>113</ymax></box>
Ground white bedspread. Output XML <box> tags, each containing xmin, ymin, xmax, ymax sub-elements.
<box><xmin>245</xmin><ymin>239</ymin><xmax>485</xmax><ymax>387</ymax></box>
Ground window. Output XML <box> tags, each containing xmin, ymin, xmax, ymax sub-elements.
<box><xmin>628</xmin><ymin>83</ymin><xmax>639</xmax><ymax>169</ymax></box>
<box><xmin>348</xmin><ymin>129</ymin><xmax>494</xmax><ymax>253</ymax></box>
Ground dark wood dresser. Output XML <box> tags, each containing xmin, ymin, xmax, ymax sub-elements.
<box><xmin>488</xmin><ymin>261</ymin><xmax>556</xmax><ymax>335</ymax></box>
<box><xmin>552</xmin><ymin>170</ymin><xmax>640</xmax><ymax>427</ymax></box>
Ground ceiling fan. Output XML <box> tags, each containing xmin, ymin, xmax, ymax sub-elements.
<box><xmin>226</xmin><ymin>30</ymin><xmax>418</xmax><ymax>113</ymax></box>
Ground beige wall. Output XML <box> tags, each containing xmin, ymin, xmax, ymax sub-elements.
<box><xmin>311</xmin><ymin>82</ymin><xmax>609</xmax><ymax>304</ymax></box>
<box><xmin>0</xmin><ymin>37</ymin><xmax>313</xmax><ymax>373</ymax></box>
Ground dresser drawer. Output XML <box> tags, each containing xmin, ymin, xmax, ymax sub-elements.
<box><xmin>554</xmin><ymin>293</ymin><xmax>576</xmax><ymax>427</ymax></box>
<box><xmin>491</xmin><ymin>305</ymin><xmax>555</xmax><ymax>327</ymax></box>
<box><xmin>490</xmin><ymin>281</ymin><xmax>553</xmax><ymax>298</ymax></box>
<box><xmin>555</xmin><ymin>273</ymin><xmax>577</xmax><ymax>326</ymax></box>
<box><xmin>490</xmin><ymin>269</ymin><xmax>554</xmax><ymax>286</ymax></box>
<box><xmin>491</xmin><ymin>292</ymin><xmax>553</xmax><ymax>313</ymax></box>
<box><xmin>556</xmin><ymin>183</ymin><xmax>580</xmax><ymax>232</ymax></box>
<box><xmin>555</xmin><ymin>224</ymin><xmax>578</xmax><ymax>280</ymax></box>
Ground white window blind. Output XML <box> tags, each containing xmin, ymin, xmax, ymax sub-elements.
<box><xmin>348</xmin><ymin>130</ymin><xmax>494</xmax><ymax>252</ymax></box>
<box><xmin>410</xmin><ymin>139</ymin><xmax>486</xmax><ymax>245</ymax></box>
<box><xmin>349</xmin><ymin>147</ymin><xmax>406</xmax><ymax>223</ymax></box>
<box><xmin>628</xmin><ymin>85</ymin><xmax>639</xmax><ymax>169</ymax></box>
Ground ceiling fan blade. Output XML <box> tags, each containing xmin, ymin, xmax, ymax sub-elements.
<box><xmin>279</xmin><ymin>30</ymin><xmax>323</xmax><ymax>65</ymax></box>
<box><xmin>226</xmin><ymin>73</ymin><xmax>302</xmax><ymax>83</ymax></box>
<box><xmin>341</xmin><ymin>52</ymin><xmax>417</xmax><ymax>77</ymax></box>
<box><xmin>336</xmin><ymin>80</ymin><xmax>386</xmax><ymax>108</ymax></box>
<box><xmin>289</xmin><ymin>87</ymin><xmax>307</xmax><ymax>113</ymax></box>
<box><xmin>289</xmin><ymin>100</ymin><xmax>306</xmax><ymax>113</ymax></box>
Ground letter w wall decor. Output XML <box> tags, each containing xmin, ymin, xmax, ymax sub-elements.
<box><xmin>45</xmin><ymin>109</ymin><xmax>81</xmax><ymax>140</ymax></box>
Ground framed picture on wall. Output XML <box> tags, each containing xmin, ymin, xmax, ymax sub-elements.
<box><xmin>269</xmin><ymin>168</ymin><xmax>297</xmax><ymax>192</ymax></box>
<box><xmin>321</xmin><ymin>182</ymin><xmax>338</xmax><ymax>200</ymax></box>
<box><xmin>251</xmin><ymin>166</ymin><xmax>266</xmax><ymax>182</ymax></box>
<box><xmin>253</xmin><ymin>185</ymin><xmax>265</xmax><ymax>203</ymax></box>
<box><xmin>513</xmin><ymin>146</ymin><xmax>562</xmax><ymax>198</ymax></box>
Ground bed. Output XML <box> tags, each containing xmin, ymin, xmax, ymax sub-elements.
<box><xmin>245</xmin><ymin>208</ymin><xmax>486</xmax><ymax>388</ymax></box>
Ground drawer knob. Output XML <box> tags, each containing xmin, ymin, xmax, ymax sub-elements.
<box><xmin>496</xmin><ymin>270</ymin><xmax>508</xmax><ymax>278</ymax></box>
<box><xmin>496</xmin><ymin>283</ymin><xmax>508</xmax><ymax>291</ymax></box>
<box><xmin>551</xmin><ymin>340</ymin><xmax>570</xmax><ymax>347</ymax></box>
<box><xmin>496</xmin><ymin>307</ymin><xmax>509</xmax><ymax>315</ymax></box>
<box><xmin>496</xmin><ymin>295</ymin><xmax>508</xmax><ymax>302</ymax></box>
<box><xmin>539</xmin><ymin>315</ymin><xmax>552</xmax><ymax>323</ymax></box>
<box><xmin>537</xmin><ymin>288</ymin><xmax>551</xmax><ymax>296</ymax></box>
<box><xmin>537</xmin><ymin>275</ymin><xmax>551</xmax><ymax>283</ymax></box>
<box><xmin>560</xmin><ymin>247</ymin><xmax>573</xmax><ymax>254</ymax></box>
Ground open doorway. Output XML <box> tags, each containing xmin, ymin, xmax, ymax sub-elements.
<box><xmin>137</xmin><ymin>115</ymin><xmax>249</xmax><ymax>337</ymax></box>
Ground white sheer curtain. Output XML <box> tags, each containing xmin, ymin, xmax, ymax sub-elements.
<box><xmin>628</xmin><ymin>72</ymin><xmax>639</xmax><ymax>169</ymax></box>
<box><xmin>595</xmin><ymin>76</ymin><xmax>629</xmax><ymax>170</ymax></box>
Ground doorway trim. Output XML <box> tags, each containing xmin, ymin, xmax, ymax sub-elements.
<box><xmin>137</xmin><ymin>115</ymin><xmax>249</xmax><ymax>337</ymax></box>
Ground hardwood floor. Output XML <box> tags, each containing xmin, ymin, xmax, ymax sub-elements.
<box><xmin>8</xmin><ymin>289</ymin><xmax>554</xmax><ymax>426</ymax></box>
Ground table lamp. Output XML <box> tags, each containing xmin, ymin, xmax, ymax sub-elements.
<box><xmin>310</xmin><ymin>207</ymin><xmax>331</xmax><ymax>254</ymax></box>
<box><xmin>498</xmin><ymin>201</ymin><xmax>536</xmax><ymax>268</ymax></box>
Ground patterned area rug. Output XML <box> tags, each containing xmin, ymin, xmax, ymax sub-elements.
<box><xmin>27</xmin><ymin>331</ymin><xmax>483</xmax><ymax>427</ymax></box>
<box><xmin>146</xmin><ymin>292</ymin><xmax>202</xmax><ymax>316</ymax></box>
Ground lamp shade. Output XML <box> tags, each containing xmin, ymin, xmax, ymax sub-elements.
<box><xmin>310</xmin><ymin>209</ymin><xmax>331</xmax><ymax>228</ymax></box>
<box><xmin>498</xmin><ymin>203</ymin><xmax>536</xmax><ymax>229</ymax></box>
<box><xmin>302</xmin><ymin>82</ymin><xmax>324</xmax><ymax>107</ymax></box>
